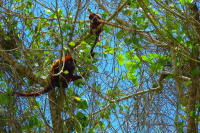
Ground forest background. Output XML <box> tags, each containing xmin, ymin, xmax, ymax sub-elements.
<box><xmin>0</xmin><ymin>0</ymin><xmax>200</xmax><ymax>132</ymax></box>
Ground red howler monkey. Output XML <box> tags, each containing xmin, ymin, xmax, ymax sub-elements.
<box><xmin>11</xmin><ymin>56</ymin><xmax>85</xmax><ymax>97</ymax></box>
<box><xmin>89</xmin><ymin>13</ymin><xmax>103</xmax><ymax>57</ymax></box>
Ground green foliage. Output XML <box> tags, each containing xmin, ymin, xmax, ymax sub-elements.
<box><xmin>29</xmin><ymin>115</ymin><xmax>38</xmax><ymax>128</ymax></box>
<box><xmin>115</xmin><ymin>67</ymin><xmax>119</xmax><ymax>71</ymax></box>
<box><xmin>125</xmin><ymin>61</ymin><xmax>140</xmax><ymax>72</ymax></box>
<box><xmin>116</xmin><ymin>30</ymin><xmax>127</xmax><ymax>39</ymax></box>
<box><xmin>1</xmin><ymin>0</ymin><xmax>200</xmax><ymax>132</ymax></box>
<box><xmin>190</xmin><ymin>111</ymin><xmax>195</xmax><ymax>118</ymax></box>
<box><xmin>183</xmin><ymin>80</ymin><xmax>192</xmax><ymax>87</ymax></box>
<box><xmin>97</xmin><ymin>85</ymin><xmax>101</xmax><ymax>91</ymax></box>
<box><xmin>142</xmin><ymin>55</ymin><xmax>153</xmax><ymax>63</ymax></box>
<box><xmin>191</xmin><ymin>67</ymin><xmax>199</xmax><ymax>75</ymax></box>
<box><xmin>149</xmin><ymin>53</ymin><xmax>159</xmax><ymax>59</ymax></box>
<box><xmin>124</xmin><ymin>105</ymin><xmax>129</xmax><ymax>110</ymax></box>
<box><xmin>21</xmin><ymin>115</ymin><xmax>43</xmax><ymax>132</ymax></box>
<box><xmin>125</xmin><ymin>50</ymin><xmax>140</xmax><ymax>62</ymax></box>
<box><xmin>57</xmin><ymin>9</ymin><xmax>64</xmax><ymax>18</ymax></box>
<box><xmin>103</xmin><ymin>26</ymin><xmax>110</xmax><ymax>33</ymax></box>
<box><xmin>176</xmin><ymin>36</ymin><xmax>183</xmax><ymax>43</ymax></box>
<box><xmin>63</xmin><ymin>70</ymin><xmax>69</xmax><ymax>74</ymax></box>
<box><xmin>67</xmin><ymin>87</ymin><xmax>73</xmax><ymax>97</ymax></box>
<box><xmin>124</xmin><ymin>37</ymin><xmax>132</xmax><ymax>45</ymax></box>
<box><xmin>150</xmin><ymin>58</ymin><xmax>165</xmax><ymax>72</ymax></box>
<box><xmin>104</xmin><ymin>46</ymin><xmax>114</xmax><ymax>54</ymax></box>
<box><xmin>127</xmin><ymin>72</ymin><xmax>138</xmax><ymax>85</ymax></box>
<box><xmin>76</xmin><ymin>99</ymin><xmax>88</xmax><ymax>110</ymax></box>
<box><xmin>119</xmin><ymin>105</ymin><xmax>123</xmax><ymax>113</ymax></box>
<box><xmin>89</xmin><ymin>128</ymin><xmax>95</xmax><ymax>133</ymax></box>
<box><xmin>196</xmin><ymin>104</ymin><xmax>200</xmax><ymax>110</ymax></box>
<box><xmin>69</xmin><ymin>42</ymin><xmax>75</xmax><ymax>46</ymax></box>
<box><xmin>99</xmin><ymin>121</ymin><xmax>105</xmax><ymax>130</ymax></box>
<box><xmin>0</xmin><ymin>92</ymin><xmax>13</xmax><ymax>106</ymax></box>
<box><xmin>76</xmin><ymin>112</ymin><xmax>89</xmax><ymax>131</ymax></box>
<box><xmin>117</xmin><ymin>53</ymin><xmax>125</xmax><ymax>65</ymax></box>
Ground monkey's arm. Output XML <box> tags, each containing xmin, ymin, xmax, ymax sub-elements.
<box><xmin>71</xmin><ymin>72</ymin><xmax>86</xmax><ymax>81</ymax></box>
<box><xmin>90</xmin><ymin>20</ymin><xmax>93</xmax><ymax>34</ymax></box>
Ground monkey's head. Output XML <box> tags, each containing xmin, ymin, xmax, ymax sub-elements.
<box><xmin>89</xmin><ymin>13</ymin><xmax>100</xmax><ymax>23</ymax></box>
<box><xmin>88</xmin><ymin>13</ymin><xmax>96</xmax><ymax>19</ymax></box>
<box><xmin>65</xmin><ymin>56</ymin><xmax>76</xmax><ymax>71</ymax></box>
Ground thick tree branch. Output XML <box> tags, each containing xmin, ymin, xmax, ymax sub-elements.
<box><xmin>0</xmin><ymin>47</ymin><xmax>48</xmax><ymax>87</ymax></box>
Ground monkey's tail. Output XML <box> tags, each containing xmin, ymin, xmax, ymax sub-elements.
<box><xmin>90</xmin><ymin>46</ymin><xmax>95</xmax><ymax>58</ymax></box>
<box><xmin>11</xmin><ymin>84</ymin><xmax>53</xmax><ymax>97</ymax></box>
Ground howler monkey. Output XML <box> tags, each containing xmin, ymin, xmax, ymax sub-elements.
<box><xmin>89</xmin><ymin>13</ymin><xmax>103</xmax><ymax>57</ymax></box>
<box><xmin>12</xmin><ymin>56</ymin><xmax>85</xmax><ymax>97</ymax></box>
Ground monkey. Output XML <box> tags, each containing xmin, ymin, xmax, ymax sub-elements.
<box><xmin>11</xmin><ymin>56</ymin><xmax>85</xmax><ymax>97</ymax></box>
<box><xmin>88</xmin><ymin>13</ymin><xmax>103</xmax><ymax>57</ymax></box>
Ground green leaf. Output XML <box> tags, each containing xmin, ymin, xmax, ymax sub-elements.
<box><xmin>57</xmin><ymin>8</ymin><xmax>63</xmax><ymax>18</ymax></box>
<box><xmin>100</xmin><ymin>122</ymin><xmax>105</xmax><ymax>130</ymax></box>
<box><xmin>178</xmin><ymin>122</ymin><xmax>184</xmax><ymax>126</ymax></box>
<box><xmin>104</xmin><ymin>46</ymin><xmax>114</xmax><ymax>54</ymax></box>
<box><xmin>156</xmin><ymin>58</ymin><xmax>165</xmax><ymax>70</ymax></box>
<box><xmin>18</xmin><ymin>3</ymin><xmax>26</xmax><ymax>10</ymax></box>
<box><xmin>149</xmin><ymin>53</ymin><xmax>159</xmax><ymax>59</ymax></box>
<box><xmin>67</xmin><ymin>87</ymin><xmax>73</xmax><ymax>96</ymax></box>
<box><xmin>63</xmin><ymin>70</ymin><xmax>69</xmax><ymax>74</ymax></box>
<box><xmin>119</xmin><ymin>105</ymin><xmax>123</xmax><ymax>113</ymax></box>
<box><xmin>81</xmin><ymin>41</ymin><xmax>87</xmax><ymax>45</ymax></box>
<box><xmin>174</xmin><ymin>115</ymin><xmax>178</xmax><ymax>121</ymax></box>
<box><xmin>187</xmin><ymin>0</ymin><xmax>192</xmax><ymax>3</ymax></box>
<box><xmin>89</xmin><ymin>128</ymin><xmax>95</xmax><ymax>133</ymax></box>
<box><xmin>125</xmin><ymin>61</ymin><xmax>140</xmax><ymax>72</ymax></box>
<box><xmin>0</xmin><ymin>94</ymin><xmax>9</xmax><ymax>106</ymax></box>
<box><xmin>96</xmin><ymin>100</ymin><xmax>101</xmax><ymax>106</ymax></box>
<box><xmin>105</xmin><ymin>114</ymin><xmax>109</xmax><ymax>119</ymax></box>
<box><xmin>191</xmin><ymin>67</ymin><xmax>199</xmax><ymax>75</ymax></box>
<box><xmin>106</xmin><ymin>39</ymin><xmax>110</xmax><ymax>43</ymax></box>
<box><xmin>96</xmin><ymin>42</ymin><xmax>101</xmax><ymax>46</ymax></box>
<box><xmin>97</xmin><ymin>86</ymin><xmax>101</xmax><ymax>91</ymax></box>
<box><xmin>176</xmin><ymin>36</ymin><xmax>182</xmax><ymax>43</ymax></box>
<box><xmin>29</xmin><ymin>12</ymin><xmax>34</xmax><ymax>17</ymax></box>
<box><xmin>111</xmin><ymin>104</ymin><xmax>116</xmax><ymax>109</ymax></box>
<box><xmin>94</xmin><ymin>123</ymin><xmax>99</xmax><ymax>129</ymax></box>
<box><xmin>77</xmin><ymin>112</ymin><xmax>88</xmax><ymax>125</ymax></box>
<box><xmin>115</xmin><ymin>67</ymin><xmax>119</xmax><ymax>71</ymax></box>
<box><xmin>141</xmin><ymin>55</ymin><xmax>152</xmax><ymax>63</ymax></box>
<box><xmin>180</xmin><ymin>0</ymin><xmax>185</xmax><ymax>5</ymax></box>
<box><xmin>133</xmin><ymin>55</ymin><xmax>140</xmax><ymax>62</ymax></box>
<box><xmin>127</xmin><ymin>72</ymin><xmax>138</xmax><ymax>85</ymax></box>
<box><xmin>125</xmin><ymin>51</ymin><xmax>140</xmax><ymax>62</ymax></box>
<box><xmin>77</xmin><ymin>100</ymin><xmax>88</xmax><ymax>110</ymax></box>
<box><xmin>36</xmin><ymin>72</ymin><xmax>41</xmax><ymax>77</ymax></box>
<box><xmin>196</xmin><ymin>104</ymin><xmax>200</xmax><ymax>109</ymax></box>
<box><xmin>50</xmin><ymin>14</ymin><xmax>56</xmax><ymax>18</ymax></box>
<box><xmin>102</xmin><ymin>12</ymin><xmax>109</xmax><ymax>20</ymax></box>
<box><xmin>183</xmin><ymin>80</ymin><xmax>192</xmax><ymax>87</ymax></box>
<box><xmin>22</xmin><ymin>125</ymin><xmax>26</xmax><ymax>130</ymax></box>
<box><xmin>29</xmin><ymin>115</ymin><xmax>39</xmax><ymax>128</ymax></box>
<box><xmin>117</xmin><ymin>53</ymin><xmax>125</xmax><ymax>65</ymax></box>
<box><xmin>103</xmin><ymin>26</ymin><xmax>110</xmax><ymax>33</ymax></box>
<box><xmin>29</xmin><ymin>119</ymin><xmax>34</xmax><ymax>128</ymax></box>
<box><xmin>69</xmin><ymin>42</ymin><xmax>75</xmax><ymax>46</ymax></box>
<box><xmin>124</xmin><ymin>105</ymin><xmax>129</xmax><ymax>110</ymax></box>
<box><xmin>190</xmin><ymin>111</ymin><xmax>195</xmax><ymax>118</ymax></box>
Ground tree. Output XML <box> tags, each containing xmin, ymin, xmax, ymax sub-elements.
<box><xmin>0</xmin><ymin>0</ymin><xmax>200</xmax><ymax>132</ymax></box>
